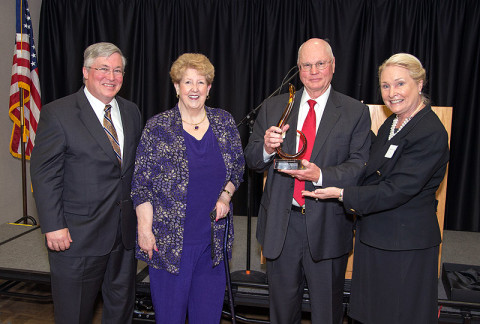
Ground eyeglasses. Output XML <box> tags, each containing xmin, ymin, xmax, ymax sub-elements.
<box><xmin>87</xmin><ymin>66</ymin><xmax>125</xmax><ymax>76</ymax></box>
<box><xmin>299</xmin><ymin>60</ymin><xmax>332</xmax><ymax>71</ymax></box>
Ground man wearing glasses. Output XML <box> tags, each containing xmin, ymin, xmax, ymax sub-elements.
<box><xmin>31</xmin><ymin>42</ymin><xmax>142</xmax><ymax>324</ymax></box>
<box><xmin>245</xmin><ymin>38</ymin><xmax>371</xmax><ymax>323</ymax></box>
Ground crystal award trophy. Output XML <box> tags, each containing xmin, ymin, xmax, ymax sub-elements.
<box><xmin>273</xmin><ymin>84</ymin><xmax>307</xmax><ymax>170</ymax></box>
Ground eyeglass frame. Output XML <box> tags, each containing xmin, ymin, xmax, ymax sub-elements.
<box><xmin>86</xmin><ymin>66</ymin><xmax>125</xmax><ymax>76</ymax></box>
<box><xmin>298</xmin><ymin>60</ymin><xmax>333</xmax><ymax>72</ymax></box>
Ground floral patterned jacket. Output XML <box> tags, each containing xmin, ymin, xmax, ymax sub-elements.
<box><xmin>131</xmin><ymin>105</ymin><xmax>245</xmax><ymax>274</ymax></box>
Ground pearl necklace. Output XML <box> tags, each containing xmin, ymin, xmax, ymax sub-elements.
<box><xmin>388</xmin><ymin>102</ymin><xmax>424</xmax><ymax>140</ymax></box>
<box><xmin>181</xmin><ymin>109</ymin><xmax>207</xmax><ymax>130</ymax></box>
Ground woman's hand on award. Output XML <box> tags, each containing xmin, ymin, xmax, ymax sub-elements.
<box><xmin>302</xmin><ymin>187</ymin><xmax>342</xmax><ymax>200</ymax></box>
<box><xmin>264</xmin><ymin>124</ymin><xmax>290</xmax><ymax>155</ymax></box>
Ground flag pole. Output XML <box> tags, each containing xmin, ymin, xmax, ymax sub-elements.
<box><xmin>15</xmin><ymin>87</ymin><xmax>36</xmax><ymax>225</ymax></box>
<box><xmin>10</xmin><ymin>0</ymin><xmax>37</xmax><ymax>225</ymax></box>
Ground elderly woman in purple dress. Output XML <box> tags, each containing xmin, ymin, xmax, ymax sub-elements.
<box><xmin>131</xmin><ymin>53</ymin><xmax>244</xmax><ymax>323</ymax></box>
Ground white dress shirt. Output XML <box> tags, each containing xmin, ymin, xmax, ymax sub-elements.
<box><xmin>84</xmin><ymin>87</ymin><xmax>125</xmax><ymax>156</ymax></box>
<box><xmin>264</xmin><ymin>85</ymin><xmax>331</xmax><ymax>188</ymax></box>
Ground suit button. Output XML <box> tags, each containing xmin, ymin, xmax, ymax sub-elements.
<box><xmin>376</xmin><ymin>170</ymin><xmax>381</xmax><ymax>176</ymax></box>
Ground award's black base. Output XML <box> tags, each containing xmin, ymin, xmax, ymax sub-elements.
<box><xmin>274</xmin><ymin>159</ymin><xmax>305</xmax><ymax>170</ymax></box>
<box><xmin>230</xmin><ymin>269</ymin><xmax>267</xmax><ymax>284</ymax></box>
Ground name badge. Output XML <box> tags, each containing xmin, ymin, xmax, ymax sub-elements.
<box><xmin>385</xmin><ymin>145</ymin><xmax>398</xmax><ymax>158</ymax></box>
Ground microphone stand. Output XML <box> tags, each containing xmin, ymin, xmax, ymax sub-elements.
<box><xmin>237</xmin><ymin>65</ymin><xmax>299</xmax><ymax>129</ymax></box>
<box><xmin>231</xmin><ymin>66</ymin><xmax>299</xmax><ymax>284</ymax></box>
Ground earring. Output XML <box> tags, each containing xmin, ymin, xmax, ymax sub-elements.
<box><xmin>419</xmin><ymin>91</ymin><xmax>422</xmax><ymax>95</ymax></box>
<box><xmin>206</xmin><ymin>94</ymin><xmax>210</xmax><ymax>100</ymax></box>
<box><xmin>176</xmin><ymin>93</ymin><xmax>179</xmax><ymax>98</ymax></box>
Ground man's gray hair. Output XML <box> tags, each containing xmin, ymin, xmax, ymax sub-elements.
<box><xmin>83</xmin><ymin>42</ymin><xmax>126</xmax><ymax>68</ymax></box>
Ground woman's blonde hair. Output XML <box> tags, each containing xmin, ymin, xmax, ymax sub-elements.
<box><xmin>378</xmin><ymin>53</ymin><xmax>429</xmax><ymax>104</ymax></box>
<box><xmin>170</xmin><ymin>53</ymin><xmax>215</xmax><ymax>85</ymax></box>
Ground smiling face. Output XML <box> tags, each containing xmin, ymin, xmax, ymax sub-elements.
<box><xmin>380</xmin><ymin>65</ymin><xmax>423</xmax><ymax>118</ymax></box>
<box><xmin>82</xmin><ymin>53</ymin><xmax>124</xmax><ymax>104</ymax></box>
<box><xmin>298</xmin><ymin>39</ymin><xmax>335</xmax><ymax>99</ymax></box>
<box><xmin>174</xmin><ymin>68</ymin><xmax>211</xmax><ymax>112</ymax></box>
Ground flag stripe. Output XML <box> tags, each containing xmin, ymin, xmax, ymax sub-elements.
<box><xmin>9</xmin><ymin>0</ymin><xmax>41</xmax><ymax>159</ymax></box>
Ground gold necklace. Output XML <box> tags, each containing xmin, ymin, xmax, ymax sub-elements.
<box><xmin>181</xmin><ymin>109</ymin><xmax>207</xmax><ymax>130</ymax></box>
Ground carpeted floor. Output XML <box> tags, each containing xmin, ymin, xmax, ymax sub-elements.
<box><xmin>1</xmin><ymin>217</ymin><xmax>479</xmax><ymax>323</ymax></box>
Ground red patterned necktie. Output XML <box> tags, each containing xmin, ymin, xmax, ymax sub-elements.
<box><xmin>103</xmin><ymin>104</ymin><xmax>122</xmax><ymax>165</ymax></box>
<box><xmin>293</xmin><ymin>99</ymin><xmax>317</xmax><ymax>206</ymax></box>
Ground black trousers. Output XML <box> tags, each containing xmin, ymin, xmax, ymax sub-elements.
<box><xmin>48</xmin><ymin>232</ymin><xmax>136</xmax><ymax>324</ymax></box>
<box><xmin>266</xmin><ymin>209</ymin><xmax>348</xmax><ymax>324</ymax></box>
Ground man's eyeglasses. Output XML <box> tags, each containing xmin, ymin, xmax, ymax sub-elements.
<box><xmin>87</xmin><ymin>66</ymin><xmax>125</xmax><ymax>76</ymax></box>
<box><xmin>299</xmin><ymin>60</ymin><xmax>332</xmax><ymax>71</ymax></box>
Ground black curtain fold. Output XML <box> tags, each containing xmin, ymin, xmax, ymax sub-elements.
<box><xmin>38</xmin><ymin>0</ymin><xmax>480</xmax><ymax>231</ymax></box>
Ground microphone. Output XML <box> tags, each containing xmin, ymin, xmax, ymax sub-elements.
<box><xmin>279</xmin><ymin>65</ymin><xmax>299</xmax><ymax>93</ymax></box>
<box><xmin>271</xmin><ymin>65</ymin><xmax>299</xmax><ymax>99</ymax></box>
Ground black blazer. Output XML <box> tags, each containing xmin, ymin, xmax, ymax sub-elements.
<box><xmin>245</xmin><ymin>87</ymin><xmax>371</xmax><ymax>260</ymax></box>
<box><xmin>344</xmin><ymin>106</ymin><xmax>449</xmax><ymax>251</ymax></box>
<box><xmin>31</xmin><ymin>88</ymin><xmax>143</xmax><ymax>256</ymax></box>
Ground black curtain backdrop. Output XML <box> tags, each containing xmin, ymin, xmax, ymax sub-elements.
<box><xmin>38</xmin><ymin>0</ymin><xmax>480</xmax><ymax>231</ymax></box>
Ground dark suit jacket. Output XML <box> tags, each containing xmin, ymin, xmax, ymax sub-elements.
<box><xmin>31</xmin><ymin>87</ymin><xmax>143</xmax><ymax>256</ymax></box>
<box><xmin>344</xmin><ymin>106</ymin><xmax>449</xmax><ymax>251</ymax></box>
<box><xmin>245</xmin><ymin>87</ymin><xmax>371</xmax><ymax>260</ymax></box>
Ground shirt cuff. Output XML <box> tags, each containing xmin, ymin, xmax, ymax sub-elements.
<box><xmin>263</xmin><ymin>147</ymin><xmax>275</xmax><ymax>163</ymax></box>
<box><xmin>312</xmin><ymin>169</ymin><xmax>322</xmax><ymax>186</ymax></box>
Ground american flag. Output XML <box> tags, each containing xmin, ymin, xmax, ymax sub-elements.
<box><xmin>8</xmin><ymin>0</ymin><xmax>41</xmax><ymax>159</ymax></box>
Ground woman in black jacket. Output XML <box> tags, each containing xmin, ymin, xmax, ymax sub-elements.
<box><xmin>303</xmin><ymin>53</ymin><xmax>449</xmax><ymax>324</ymax></box>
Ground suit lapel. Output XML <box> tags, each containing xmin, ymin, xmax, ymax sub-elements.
<box><xmin>309</xmin><ymin>90</ymin><xmax>340</xmax><ymax>161</ymax></box>
<box><xmin>76</xmin><ymin>89</ymin><xmax>120</xmax><ymax>167</ymax></box>
<box><xmin>364</xmin><ymin>116</ymin><xmax>393</xmax><ymax>175</ymax></box>
<box><xmin>365</xmin><ymin>106</ymin><xmax>432</xmax><ymax>176</ymax></box>
<box><xmin>119</xmin><ymin>99</ymin><xmax>134</xmax><ymax>172</ymax></box>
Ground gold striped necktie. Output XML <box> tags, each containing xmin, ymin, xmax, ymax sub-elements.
<box><xmin>103</xmin><ymin>104</ymin><xmax>122</xmax><ymax>165</ymax></box>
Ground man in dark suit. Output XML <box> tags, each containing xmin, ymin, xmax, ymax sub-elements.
<box><xmin>31</xmin><ymin>42</ymin><xmax>143</xmax><ymax>324</ymax></box>
<box><xmin>244</xmin><ymin>38</ymin><xmax>371</xmax><ymax>323</ymax></box>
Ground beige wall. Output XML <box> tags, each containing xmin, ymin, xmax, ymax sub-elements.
<box><xmin>0</xmin><ymin>0</ymin><xmax>42</xmax><ymax>224</ymax></box>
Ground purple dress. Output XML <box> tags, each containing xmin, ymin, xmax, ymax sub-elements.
<box><xmin>148</xmin><ymin>126</ymin><xmax>228</xmax><ymax>323</ymax></box>
<box><xmin>132</xmin><ymin>106</ymin><xmax>244</xmax><ymax>274</ymax></box>
<box><xmin>183</xmin><ymin>126</ymin><xmax>226</xmax><ymax>245</ymax></box>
